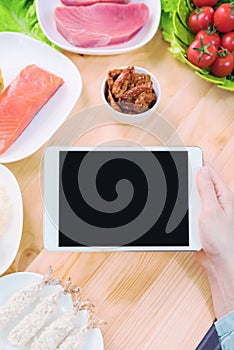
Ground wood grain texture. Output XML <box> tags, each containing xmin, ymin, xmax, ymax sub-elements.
<box><xmin>2</xmin><ymin>31</ymin><xmax>234</xmax><ymax>349</ymax></box>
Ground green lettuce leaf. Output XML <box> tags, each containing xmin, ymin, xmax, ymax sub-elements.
<box><xmin>160</xmin><ymin>0</ymin><xmax>178</xmax><ymax>15</ymax></box>
<box><xmin>0</xmin><ymin>0</ymin><xmax>57</xmax><ymax>48</ymax></box>
<box><xmin>160</xmin><ymin>11</ymin><xmax>174</xmax><ymax>43</ymax></box>
<box><xmin>160</xmin><ymin>0</ymin><xmax>178</xmax><ymax>43</ymax></box>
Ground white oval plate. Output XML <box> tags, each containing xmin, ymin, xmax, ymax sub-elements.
<box><xmin>0</xmin><ymin>32</ymin><xmax>82</xmax><ymax>163</ymax></box>
<box><xmin>0</xmin><ymin>165</ymin><xmax>23</xmax><ymax>276</ymax></box>
<box><xmin>36</xmin><ymin>0</ymin><xmax>161</xmax><ymax>55</ymax></box>
<box><xmin>0</xmin><ymin>272</ymin><xmax>104</xmax><ymax>350</ymax></box>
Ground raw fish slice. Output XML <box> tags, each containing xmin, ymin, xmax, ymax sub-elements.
<box><xmin>61</xmin><ymin>0</ymin><xmax>130</xmax><ymax>5</ymax></box>
<box><xmin>0</xmin><ymin>64</ymin><xmax>64</xmax><ymax>155</ymax></box>
<box><xmin>54</xmin><ymin>3</ymin><xmax>149</xmax><ymax>48</ymax></box>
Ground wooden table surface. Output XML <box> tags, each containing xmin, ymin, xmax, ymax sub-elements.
<box><xmin>4</xmin><ymin>30</ymin><xmax>234</xmax><ymax>350</ymax></box>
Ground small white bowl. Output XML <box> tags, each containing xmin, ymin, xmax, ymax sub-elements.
<box><xmin>102</xmin><ymin>66</ymin><xmax>161</xmax><ymax>124</ymax></box>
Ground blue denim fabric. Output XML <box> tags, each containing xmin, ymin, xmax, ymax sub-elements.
<box><xmin>215</xmin><ymin>311</ymin><xmax>234</xmax><ymax>350</ymax></box>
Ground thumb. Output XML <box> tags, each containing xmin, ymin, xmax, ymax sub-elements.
<box><xmin>194</xmin><ymin>250</ymin><xmax>209</xmax><ymax>269</ymax></box>
<box><xmin>208</xmin><ymin>166</ymin><xmax>233</xmax><ymax>213</ymax></box>
<box><xmin>197</xmin><ymin>166</ymin><xmax>219</xmax><ymax>211</ymax></box>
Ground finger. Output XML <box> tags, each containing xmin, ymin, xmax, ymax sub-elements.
<box><xmin>194</xmin><ymin>250</ymin><xmax>208</xmax><ymax>269</ymax></box>
<box><xmin>196</xmin><ymin>166</ymin><xmax>219</xmax><ymax>211</ymax></box>
<box><xmin>208</xmin><ymin>166</ymin><xmax>233</xmax><ymax>212</ymax></box>
<box><xmin>194</xmin><ymin>250</ymin><xmax>214</xmax><ymax>271</ymax></box>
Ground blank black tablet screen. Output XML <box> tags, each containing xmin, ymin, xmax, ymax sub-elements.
<box><xmin>59</xmin><ymin>151</ymin><xmax>189</xmax><ymax>247</ymax></box>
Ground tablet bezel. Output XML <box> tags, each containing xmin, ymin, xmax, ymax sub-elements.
<box><xmin>44</xmin><ymin>146</ymin><xmax>203</xmax><ymax>251</ymax></box>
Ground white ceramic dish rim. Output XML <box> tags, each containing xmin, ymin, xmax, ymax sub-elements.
<box><xmin>0</xmin><ymin>164</ymin><xmax>23</xmax><ymax>276</ymax></box>
<box><xmin>0</xmin><ymin>32</ymin><xmax>82</xmax><ymax>163</ymax></box>
<box><xmin>36</xmin><ymin>0</ymin><xmax>161</xmax><ymax>55</ymax></box>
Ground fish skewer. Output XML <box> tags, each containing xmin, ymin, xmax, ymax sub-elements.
<box><xmin>29</xmin><ymin>301</ymin><xmax>91</xmax><ymax>350</ymax></box>
<box><xmin>7</xmin><ymin>278</ymin><xmax>79</xmax><ymax>346</ymax></box>
<box><xmin>0</xmin><ymin>267</ymin><xmax>61</xmax><ymax>326</ymax></box>
<box><xmin>1</xmin><ymin>266</ymin><xmax>105</xmax><ymax>349</ymax></box>
<box><xmin>57</xmin><ymin>313</ymin><xmax>106</xmax><ymax>350</ymax></box>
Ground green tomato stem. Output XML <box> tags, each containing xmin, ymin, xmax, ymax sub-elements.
<box><xmin>193</xmin><ymin>37</ymin><xmax>214</xmax><ymax>62</ymax></box>
<box><xmin>218</xmin><ymin>48</ymin><xmax>229</xmax><ymax>58</ymax></box>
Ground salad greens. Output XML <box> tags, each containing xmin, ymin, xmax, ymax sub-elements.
<box><xmin>160</xmin><ymin>0</ymin><xmax>178</xmax><ymax>43</ymax></box>
<box><xmin>160</xmin><ymin>0</ymin><xmax>234</xmax><ymax>91</ymax></box>
<box><xmin>0</xmin><ymin>0</ymin><xmax>57</xmax><ymax>48</ymax></box>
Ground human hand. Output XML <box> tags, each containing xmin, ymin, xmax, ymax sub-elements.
<box><xmin>196</xmin><ymin>165</ymin><xmax>234</xmax><ymax>319</ymax></box>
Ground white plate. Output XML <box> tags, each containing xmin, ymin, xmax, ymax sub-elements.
<box><xmin>0</xmin><ymin>165</ymin><xmax>23</xmax><ymax>276</ymax></box>
<box><xmin>36</xmin><ymin>0</ymin><xmax>161</xmax><ymax>55</ymax></box>
<box><xmin>0</xmin><ymin>272</ymin><xmax>104</xmax><ymax>350</ymax></box>
<box><xmin>0</xmin><ymin>32</ymin><xmax>82</xmax><ymax>163</ymax></box>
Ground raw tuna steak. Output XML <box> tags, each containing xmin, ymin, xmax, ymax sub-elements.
<box><xmin>54</xmin><ymin>3</ymin><xmax>149</xmax><ymax>48</ymax></box>
<box><xmin>0</xmin><ymin>64</ymin><xmax>64</xmax><ymax>155</ymax></box>
<box><xmin>61</xmin><ymin>0</ymin><xmax>130</xmax><ymax>5</ymax></box>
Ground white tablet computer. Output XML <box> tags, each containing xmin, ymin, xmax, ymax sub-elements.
<box><xmin>44</xmin><ymin>146</ymin><xmax>203</xmax><ymax>251</ymax></box>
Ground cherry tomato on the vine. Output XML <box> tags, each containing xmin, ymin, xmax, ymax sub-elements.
<box><xmin>214</xmin><ymin>3</ymin><xmax>234</xmax><ymax>33</ymax></box>
<box><xmin>210</xmin><ymin>49</ymin><xmax>234</xmax><ymax>77</ymax></box>
<box><xmin>222</xmin><ymin>32</ymin><xmax>234</xmax><ymax>53</ymax></box>
<box><xmin>195</xmin><ymin>29</ymin><xmax>221</xmax><ymax>48</ymax></box>
<box><xmin>188</xmin><ymin>6</ymin><xmax>214</xmax><ymax>33</ymax></box>
<box><xmin>187</xmin><ymin>37</ymin><xmax>217</xmax><ymax>68</ymax></box>
<box><xmin>193</xmin><ymin>0</ymin><xmax>218</xmax><ymax>6</ymax></box>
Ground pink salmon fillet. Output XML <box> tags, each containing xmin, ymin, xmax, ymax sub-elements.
<box><xmin>0</xmin><ymin>64</ymin><xmax>64</xmax><ymax>155</ymax></box>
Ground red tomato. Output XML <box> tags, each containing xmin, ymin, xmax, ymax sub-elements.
<box><xmin>210</xmin><ymin>49</ymin><xmax>234</xmax><ymax>77</ymax></box>
<box><xmin>195</xmin><ymin>29</ymin><xmax>221</xmax><ymax>48</ymax></box>
<box><xmin>214</xmin><ymin>3</ymin><xmax>234</xmax><ymax>33</ymax></box>
<box><xmin>188</xmin><ymin>7</ymin><xmax>214</xmax><ymax>33</ymax></box>
<box><xmin>221</xmin><ymin>32</ymin><xmax>234</xmax><ymax>53</ymax></box>
<box><xmin>187</xmin><ymin>37</ymin><xmax>217</xmax><ymax>68</ymax></box>
<box><xmin>193</xmin><ymin>0</ymin><xmax>218</xmax><ymax>6</ymax></box>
